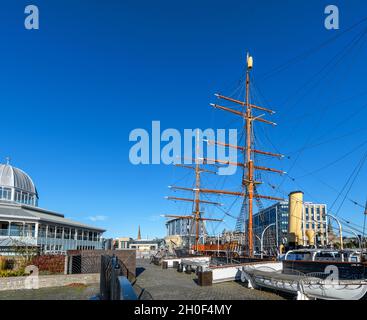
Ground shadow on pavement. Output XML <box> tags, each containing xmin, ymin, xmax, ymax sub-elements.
<box><xmin>136</xmin><ymin>267</ymin><xmax>146</xmax><ymax>277</ymax></box>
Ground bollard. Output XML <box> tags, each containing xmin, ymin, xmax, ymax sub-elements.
<box><xmin>177</xmin><ymin>263</ymin><xmax>183</xmax><ymax>272</ymax></box>
<box><xmin>197</xmin><ymin>269</ymin><xmax>213</xmax><ymax>286</ymax></box>
<box><xmin>185</xmin><ymin>265</ymin><xmax>192</xmax><ymax>274</ymax></box>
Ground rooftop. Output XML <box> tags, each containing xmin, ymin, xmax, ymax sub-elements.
<box><xmin>0</xmin><ymin>201</ymin><xmax>105</xmax><ymax>232</ymax></box>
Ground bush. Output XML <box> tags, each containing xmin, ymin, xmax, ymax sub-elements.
<box><xmin>0</xmin><ymin>269</ymin><xmax>25</xmax><ymax>277</ymax></box>
<box><xmin>31</xmin><ymin>255</ymin><xmax>65</xmax><ymax>274</ymax></box>
<box><xmin>0</xmin><ymin>256</ymin><xmax>6</xmax><ymax>271</ymax></box>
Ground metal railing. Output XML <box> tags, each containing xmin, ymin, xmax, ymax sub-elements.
<box><xmin>100</xmin><ymin>254</ymin><xmax>152</xmax><ymax>300</ymax></box>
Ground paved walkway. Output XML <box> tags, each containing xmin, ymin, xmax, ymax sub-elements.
<box><xmin>0</xmin><ymin>283</ymin><xmax>99</xmax><ymax>300</ymax></box>
<box><xmin>135</xmin><ymin>259</ymin><xmax>284</xmax><ymax>300</ymax></box>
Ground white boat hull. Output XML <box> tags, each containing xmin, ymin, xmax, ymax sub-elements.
<box><xmin>241</xmin><ymin>263</ymin><xmax>367</xmax><ymax>300</ymax></box>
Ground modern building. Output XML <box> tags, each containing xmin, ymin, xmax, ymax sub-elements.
<box><xmin>0</xmin><ymin>162</ymin><xmax>105</xmax><ymax>254</ymax></box>
<box><xmin>249</xmin><ymin>197</ymin><xmax>328</xmax><ymax>253</ymax></box>
<box><xmin>113</xmin><ymin>227</ymin><xmax>162</xmax><ymax>258</ymax></box>
<box><xmin>165</xmin><ymin>217</ymin><xmax>206</xmax><ymax>249</ymax></box>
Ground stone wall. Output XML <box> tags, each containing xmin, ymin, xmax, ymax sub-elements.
<box><xmin>0</xmin><ymin>273</ymin><xmax>99</xmax><ymax>291</ymax></box>
<box><xmin>67</xmin><ymin>249</ymin><xmax>136</xmax><ymax>275</ymax></box>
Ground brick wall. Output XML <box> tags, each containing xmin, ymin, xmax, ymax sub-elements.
<box><xmin>67</xmin><ymin>249</ymin><xmax>136</xmax><ymax>275</ymax></box>
<box><xmin>31</xmin><ymin>255</ymin><xmax>65</xmax><ymax>274</ymax></box>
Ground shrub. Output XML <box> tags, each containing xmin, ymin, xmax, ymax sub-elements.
<box><xmin>31</xmin><ymin>255</ymin><xmax>65</xmax><ymax>274</ymax></box>
<box><xmin>0</xmin><ymin>269</ymin><xmax>25</xmax><ymax>277</ymax></box>
<box><xmin>0</xmin><ymin>256</ymin><xmax>6</xmax><ymax>271</ymax></box>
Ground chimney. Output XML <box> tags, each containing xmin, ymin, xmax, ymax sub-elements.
<box><xmin>288</xmin><ymin>191</ymin><xmax>304</xmax><ymax>247</ymax></box>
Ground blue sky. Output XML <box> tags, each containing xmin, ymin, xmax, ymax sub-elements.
<box><xmin>1</xmin><ymin>1</ymin><xmax>367</xmax><ymax>238</ymax></box>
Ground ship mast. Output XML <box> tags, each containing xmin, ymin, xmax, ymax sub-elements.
<box><xmin>165</xmin><ymin>130</ymin><xmax>223</xmax><ymax>251</ymax></box>
<box><xmin>245</xmin><ymin>53</ymin><xmax>254</xmax><ymax>256</ymax></box>
<box><xmin>209</xmin><ymin>53</ymin><xmax>285</xmax><ymax>257</ymax></box>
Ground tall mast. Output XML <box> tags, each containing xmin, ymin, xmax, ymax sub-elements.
<box><xmin>165</xmin><ymin>130</ymin><xmax>223</xmax><ymax>252</ymax></box>
<box><xmin>210</xmin><ymin>53</ymin><xmax>285</xmax><ymax>257</ymax></box>
<box><xmin>194</xmin><ymin>129</ymin><xmax>201</xmax><ymax>250</ymax></box>
<box><xmin>245</xmin><ymin>53</ymin><xmax>254</xmax><ymax>257</ymax></box>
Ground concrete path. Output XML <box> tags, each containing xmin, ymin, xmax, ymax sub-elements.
<box><xmin>135</xmin><ymin>259</ymin><xmax>284</xmax><ymax>300</ymax></box>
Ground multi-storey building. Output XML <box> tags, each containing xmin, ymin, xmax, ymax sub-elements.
<box><xmin>249</xmin><ymin>200</ymin><xmax>328</xmax><ymax>253</ymax></box>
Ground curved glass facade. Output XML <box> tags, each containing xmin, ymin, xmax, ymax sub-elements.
<box><xmin>0</xmin><ymin>186</ymin><xmax>38</xmax><ymax>206</ymax></box>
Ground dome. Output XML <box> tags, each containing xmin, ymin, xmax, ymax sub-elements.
<box><xmin>0</xmin><ymin>163</ymin><xmax>38</xmax><ymax>206</ymax></box>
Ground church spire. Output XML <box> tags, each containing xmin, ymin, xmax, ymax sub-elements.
<box><xmin>137</xmin><ymin>225</ymin><xmax>141</xmax><ymax>240</ymax></box>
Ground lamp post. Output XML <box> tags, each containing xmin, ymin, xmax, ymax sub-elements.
<box><xmin>261</xmin><ymin>223</ymin><xmax>276</xmax><ymax>259</ymax></box>
<box><xmin>255</xmin><ymin>234</ymin><xmax>261</xmax><ymax>255</ymax></box>
<box><xmin>326</xmin><ymin>213</ymin><xmax>343</xmax><ymax>250</ymax></box>
<box><xmin>344</xmin><ymin>228</ymin><xmax>361</xmax><ymax>250</ymax></box>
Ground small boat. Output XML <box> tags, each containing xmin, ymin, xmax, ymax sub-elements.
<box><xmin>240</xmin><ymin>249</ymin><xmax>367</xmax><ymax>300</ymax></box>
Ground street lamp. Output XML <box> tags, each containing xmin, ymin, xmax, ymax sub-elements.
<box><xmin>261</xmin><ymin>223</ymin><xmax>276</xmax><ymax>259</ymax></box>
<box><xmin>326</xmin><ymin>213</ymin><xmax>343</xmax><ymax>250</ymax></box>
<box><xmin>344</xmin><ymin>228</ymin><xmax>361</xmax><ymax>250</ymax></box>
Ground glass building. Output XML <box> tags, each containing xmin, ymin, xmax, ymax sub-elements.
<box><xmin>165</xmin><ymin>217</ymin><xmax>206</xmax><ymax>248</ymax></box>
<box><xmin>248</xmin><ymin>201</ymin><xmax>328</xmax><ymax>253</ymax></box>
<box><xmin>0</xmin><ymin>162</ymin><xmax>105</xmax><ymax>254</ymax></box>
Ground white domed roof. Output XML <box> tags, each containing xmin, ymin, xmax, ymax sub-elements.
<box><xmin>0</xmin><ymin>164</ymin><xmax>37</xmax><ymax>195</ymax></box>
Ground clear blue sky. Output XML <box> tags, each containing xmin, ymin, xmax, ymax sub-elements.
<box><xmin>1</xmin><ymin>0</ymin><xmax>366</xmax><ymax>239</ymax></box>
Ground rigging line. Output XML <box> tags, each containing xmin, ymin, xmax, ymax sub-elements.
<box><xmin>293</xmin><ymin>162</ymin><xmax>365</xmax><ymax>209</ymax></box>
<box><xmin>207</xmin><ymin>192</ymin><xmax>240</xmax><ymax>220</ymax></box>
<box><xmin>338</xmin><ymin>219</ymin><xmax>365</xmax><ymax>235</ymax></box>
<box><xmin>287</xmin><ymin>126</ymin><xmax>367</xmax><ymax>156</ymax></box>
<box><xmin>253</xmin><ymin>80</ymin><xmax>367</xmax><ymax>158</ymax></box>
<box><xmin>333</xmin><ymin>151</ymin><xmax>367</xmax><ymax>217</ymax></box>
<box><xmin>259</xmin><ymin>15</ymin><xmax>367</xmax><ymax>80</ymax></box>
<box><xmin>363</xmin><ymin>200</ymin><xmax>367</xmax><ymax>248</ymax></box>
<box><xmin>280</xmin><ymin>26</ymin><xmax>367</xmax><ymax>116</ymax></box>
<box><xmin>329</xmin><ymin>150</ymin><xmax>367</xmax><ymax>213</ymax></box>
<box><xmin>306</xmin><ymin>101</ymin><xmax>367</xmax><ymax>149</ymax></box>
<box><xmin>275</xmin><ymin>27</ymin><xmax>367</xmax><ymax>191</ymax></box>
<box><xmin>295</xmin><ymin>139</ymin><xmax>367</xmax><ymax>179</ymax></box>
<box><xmin>253</xmin><ymin>29</ymin><xmax>367</xmax><ymax>166</ymax></box>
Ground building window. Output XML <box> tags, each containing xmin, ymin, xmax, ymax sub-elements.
<box><xmin>64</xmin><ymin>228</ymin><xmax>70</xmax><ymax>239</ymax></box>
<box><xmin>77</xmin><ymin>230</ymin><xmax>83</xmax><ymax>240</ymax></box>
<box><xmin>49</xmin><ymin>226</ymin><xmax>55</xmax><ymax>237</ymax></box>
<box><xmin>0</xmin><ymin>187</ymin><xmax>12</xmax><ymax>200</ymax></box>
<box><xmin>56</xmin><ymin>227</ymin><xmax>63</xmax><ymax>239</ymax></box>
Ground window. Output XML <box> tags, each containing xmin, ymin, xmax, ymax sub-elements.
<box><xmin>64</xmin><ymin>228</ymin><xmax>70</xmax><ymax>239</ymax></box>
<box><xmin>77</xmin><ymin>230</ymin><xmax>83</xmax><ymax>240</ymax></box>
<box><xmin>56</xmin><ymin>227</ymin><xmax>62</xmax><ymax>239</ymax></box>
<box><xmin>49</xmin><ymin>226</ymin><xmax>55</xmax><ymax>236</ymax></box>
<box><xmin>0</xmin><ymin>187</ymin><xmax>12</xmax><ymax>200</ymax></box>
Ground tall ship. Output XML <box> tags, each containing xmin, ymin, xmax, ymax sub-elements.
<box><xmin>164</xmin><ymin>53</ymin><xmax>285</xmax><ymax>259</ymax></box>
<box><xmin>161</xmin><ymin>53</ymin><xmax>367</xmax><ymax>300</ymax></box>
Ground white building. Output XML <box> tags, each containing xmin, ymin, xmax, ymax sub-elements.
<box><xmin>0</xmin><ymin>162</ymin><xmax>105</xmax><ymax>254</ymax></box>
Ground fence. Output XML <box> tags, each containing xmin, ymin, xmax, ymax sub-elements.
<box><xmin>66</xmin><ymin>249</ymin><xmax>136</xmax><ymax>275</ymax></box>
<box><xmin>100</xmin><ymin>254</ymin><xmax>152</xmax><ymax>300</ymax></box>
